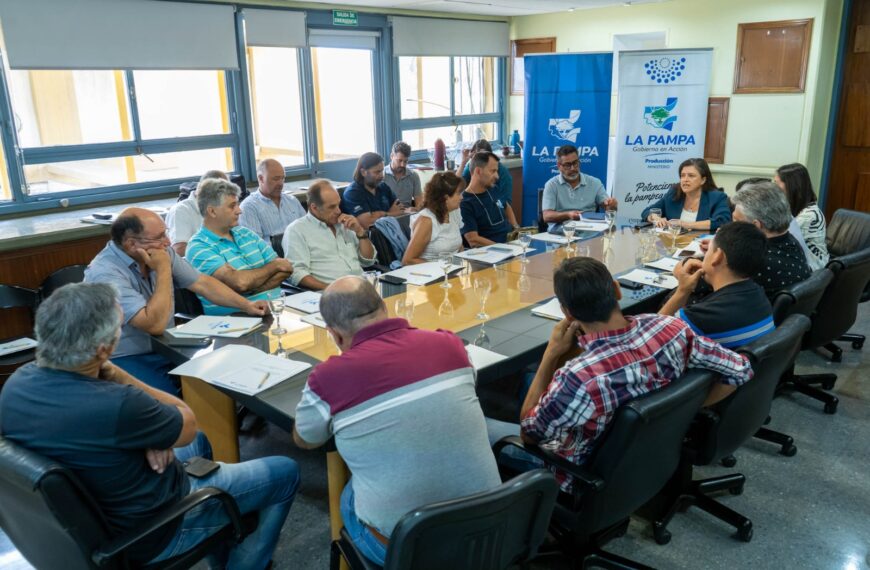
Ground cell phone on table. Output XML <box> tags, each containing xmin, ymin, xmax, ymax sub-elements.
<box><xmin>166</xmin><ymin>336</ymin><xmax>212</xmax><ymax>348</ymax></box>
<box><xmin>676</xmin><ymin>249</ymin><xmax>696</xmax><ymax>257</ymax></box>
<box><xmin>634</xmin><ymin>221</ymin><xmax>653</xmax><ymax>230</ymax></box>
<box><xmin>183</xmin><ymin>456</ymin><xmax>220</xmax><ymax>478</ymax></box>
<box><xmin>379</xmin><ymin>274</ymin><xmax>406</xmax><ymax>285</ymax></box>
<box><xmin>617</xmin><ymin>278</ymin><xmax>644</xmax><ymax>291</ymax></box>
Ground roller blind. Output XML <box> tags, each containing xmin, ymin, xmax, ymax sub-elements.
<box><xmin>243</xmin><ymin>8</ymin><xmax>306</xmax><ymax>48</ymax></box>
<box><xmin>0</xmin><ymin>0</ymin><xmax>238</xmax><ymax>70</ymax></box>
<box><xmin>391</xmin><ymin>17</ymin><xmax>509</xmax><ymax>57</ymax></box>
<box><xmin>308</xmin><ymin>30</ymin><xmax>379</xmax><ymax>51</ymax></box>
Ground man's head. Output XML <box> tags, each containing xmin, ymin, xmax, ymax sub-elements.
<box><xmin>389</xmin><ymin>141</ymin><xmax>411</xmax><ymax>175</ymax></box>
<box><xmin>197</xmin><ymin>178</ymin><xmax>242</xmax><ymax>233</ymax></box>
<box><xmin>257</xmin><ymin>159</ymin><xmax>285</xmax><ymax>199</ymax></box>
<box><xmin>35</xmin><ymin>282</ymin><xmax>122</xmax><ymax>370</ymax></box>
<box><xmin>730</xmin><ymin>181</ymin><xmax>792</xmax><ymax>237</ymax></box>
<box><xmin>200</xmin><ymin>169</ymin><xmax>229</xmax><ymax>182</ymax></box>
<box><xmin>556</xmin><ymin>145</ymin><xmax>580</xmax><ymax>182</ymax></box>
<box><xmin>320</xmin><ymin>276</ymin><xmax>387</xmax><ymax>351</ymax></box>
<box><xmin>702</xmin><ymin>221</ymin><xmax>768</xmax><ymax>282</ymax></box>
<box><xmin>355</xmin><ymin>152</ymin><xmax>385</xmax><ymax>188</ymax></box>
<box><xmin>470</xmin><ymin>139</ymin><xmax>492</xmax><ymax>154</ymax></box>
<box><xmin>469</xmin><ymin>151</ymin><xmax>500</xmax><ymax>189</ymax></box>
<box><xmin>307</xmin><ymin>179</ymin><xmax>342</xmax><ymax>226</ymax></box>
<box><xmin>554</xmin><ymin>257</ymin><xmax>621</xmax><ymax>324</ymax></box>
<box><xmin>111</xmin><ymin>208</ymin><xmax>170</xmax><ymax>256</ymax></box>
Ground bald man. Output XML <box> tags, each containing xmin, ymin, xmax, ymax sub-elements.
<box><xmin>239</xmin><ymin>159</ymin><xmax>306</xmax><ymax>241</ymax></box>
<box><xmin>84</xmin><ymin>208</ymin><xmax>269</xmax><ymax>394</ymax></box>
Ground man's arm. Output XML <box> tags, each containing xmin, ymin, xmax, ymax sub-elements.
<box><xmin>298</xmin><ymin>275</ymin><xmax>329</xmax><ymax>291</ymax></box>
<box><xmin>211</xmin><ymin>259</ymin><xmax>293</xmax><ymax>294</ymax></box>
<box><xmin>685</xmin><ymin>331</ymin><xmax>754</xmax><ymax>406</ymax></box>
<box><xmin>128</xmin><ymin>249</ymin><xmax>174</xmax><ymax>336</ymax></box>
<box><xmin>659</xmin><ymin>258</ymin><xmax>704</xmax><ymax>316</ymax></box>
<box><xmin>187</xmin><ymin>274</ymin><xmax>268</xmax><ymax>315</ymax></box>
<box><xmin>505</xmin><ymin>203</ymin><xmax>519</xmax><ymax>229</ymax></box>
<box><xmin>355</xmin><ymin>211</ymin><xmax>383</xmax><ymax>230</ymax></box>
<box><xmin>338</xmin><ymin>214</ymin><xmax>375</xmax><ymax>260</ymax></box>
<box><xmin>542</xmin><ymin>209</ymin><xmax>579</xmax><ymax>224</ymax></box>
<box><xmin>464</xmin><ymin>230</ymin><xmax>496</xmax><ymax>248</ymax></box>
<box><xmin>292</xmin><ymin>427</ymin><xmax>323</xmax><ymax>450</ymax></box>
<box><xmin>171</xmin><ymin>242</ymin><xmax>188</xmax><ymax>257</ymax></box>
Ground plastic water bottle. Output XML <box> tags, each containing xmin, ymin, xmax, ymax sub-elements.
<box><xmin>509</xmin><ymin>130</ymin><xmax>521</xmax><ymax>155</ymax></box>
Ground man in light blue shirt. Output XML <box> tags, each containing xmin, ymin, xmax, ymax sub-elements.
<box><xmin>186</xmin><ymin>178</ymin><xmax>294</xmax><ymax>315</ymax></box>
<box><xmin>239</xmin><ymin>158</ymin><xmax>306</xmax><ymax>241</ymax></box>
<box><xmin>542</xmin><ymin>144</ymin><xmax>617</xmax><ymax>232</ymax></box>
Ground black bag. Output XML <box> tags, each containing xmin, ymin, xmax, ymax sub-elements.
<box><xmin>177</xmin><ymin>174</ymin><xmax>248</xmax><ymax>202</ymax></box>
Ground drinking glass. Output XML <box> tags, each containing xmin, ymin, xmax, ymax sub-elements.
<box><xmin>269</xmin><ymin>294</ymin><xmax>286</xmax><ymax>335</ymax></box>
<box><xmin>667</xmin><ymin>219</ymin><xmax>683</xmax><ymax>252</ymax></box>
<box><xmin>605</xmin><ymin>208</ymin><xmax>617</xmax><ymax>233</ymax></box>
<box><xmin>438</xmin><ymin>294</ymin><xmax>454</xmax><ymax>318</ymax></box>
<box><xmin>649</xmin><ymin>208</ymin><xmax>663</xmax><ymax>226</ymax></box>
<box><xmin>474</xmin><ymin>278</ymin><xmax>492</xmax><ymax>320</ymax></box>
<box><xmin>363</xmin><ymin>270</ymin><xmax>381</xmax><ymax>294</ymax></box>
<box><xmin>563</xmin><ymin>224</ymin><xmax>576</xmax><ymax>253</ymax></box>
<box><xmin>519</xmin><ymin>230</ymin><xmax>533</xmax><ymax>264</ymax></box>
<box><xmin>274</xmin><ymin>336</ymin><xmax>287</xmax><ymax>359</ymax></box>
<box><xmin>473</xmin><ymin>323</ymin><xmax>491</xmax><ymax>349</ymax></box>
<box><xmin>394</xmin><ymin>298</ymin><xmax>415</xmax><ymax>321</ymax></box>
<box><xmin>438</xmin><ymin>252</ymin><xmax>453</xmax><ymax>289</ymax></box>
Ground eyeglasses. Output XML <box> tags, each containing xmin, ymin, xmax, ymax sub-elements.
<box><xmin>135</xmin><ymin>232</ymin><xmax>168</xmax><ymax>244</ymax></box>
<box><xmin>559</xmin><ymin>160</ymin><xmax>580</xmax><ymax>169</ymax></box>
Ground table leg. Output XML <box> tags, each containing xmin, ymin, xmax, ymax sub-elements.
<box><xmin>181</xmin><ymin>375</ymin><xmax>239</xmax><ymax>463</ymax></box>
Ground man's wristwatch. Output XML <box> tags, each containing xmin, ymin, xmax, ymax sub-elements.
<box><xmin>356</xmin><ymin>232</ymin><xmax>368</xmax><ymax>240</ymax></box>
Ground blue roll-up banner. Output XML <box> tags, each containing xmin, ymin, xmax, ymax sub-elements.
<box><xmin>522</xmin><ymin>53</ymin><xmax>613</xmax><ymax>227</ymax></box>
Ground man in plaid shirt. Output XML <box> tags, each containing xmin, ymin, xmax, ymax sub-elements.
<box><xmin>518</xmin><ymin>257</ymin><xmax>753</xmax><ymax>493</ymax></box>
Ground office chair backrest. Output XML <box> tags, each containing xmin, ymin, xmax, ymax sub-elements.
<box><xmin>805</xmin><ymin>248</ymin><xmax>870</xmax><ymax>349</ymax></box>
<box><xmin>0</xmin><ymin>284</ymin><xmax>37</xmax><ymax>312</ymax></box>
<box><xmin>703</xmin><ymin>315</ymin><xmax>810</xmax><ymax>463</ymax></box>
<box><xmin>368</xmin><ymin>225</ymin><xmax>399</xmax><ymax>268</ymax></box>
<box><xmin>826</xmin><ymin>209</ymin><xmax>870</xmax><ymax>258</ymax></box>
<box><xmin>537</xmin><ymin>188</ymin><xmax>547</xmax><ymax>233</ymax></box>
<box><xmin>39</xmin><ymin>265</ymin><xmax>87</xmax><ymax>302</ymax></box>
<box><xmin>270</xmin><ymin>234</ymin><xmax>285</xmax><ymax>258</ymax></box>
<box><xmin>0</xmin><ymin>436</ymin><xmax>115</xmax><ymax>570</ymax></box>
<box><xmin>174</xmin><ymin>287</ymin><xmax>204</xmax><ymax>317</ymax></box>
<box><xmin>384</xmin><ymin>469</ymin><xmax>557</xmax><ymax>570</ymax></box>
<box><xmin>771</xmin><ymin>268</ymin><xmax>833</xmax><ymax>326</ymax></box>
<box><xmin>576</xmin><ymin>369</ymin><xmax>715</xmax><ymax>533</ymax></box>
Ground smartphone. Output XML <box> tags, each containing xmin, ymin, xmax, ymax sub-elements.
<box><xmin>617</xmin><ymin>278</ymin><xmax>644</xmax><ymax>291</ymax></box>
<box><xmin>183</xmin><ymin>456</ymin><xmax>220</xmax><ymax>478</ymax></box>
<box><xmin>166</xmin><ymin>336</ymin><xmax>212</xmax><ymax>348</ymax></box>
<box><xmin>92</xmin><ymin>212</ymin><xmax>114</xmax><ymax>220</ymax></box>
<box><xmin>379</xmin><ymin>274</ymin><xmax>407</xmax><ymax>285</ymax></box>
<box><xmin>634</xmin><ymin>221</ymin><xmax>653</xmax><ymax>230</ymax></box>
<box><xmin>677</xmin><ymin>249</ymin><xmax>696</xmax><ymax>257</ymax></box>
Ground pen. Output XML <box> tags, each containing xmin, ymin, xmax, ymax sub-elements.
<box><xmin>258</xmin><ymin>372</ymin><xmax>271</xmax><ymax>389</ymax></box>
<box><xmin>410</xmin><ymin>272</ymin><xmax>433</xmax><ymax>277</ymax></box>
<box><xmin>215</xmin><ymin>327</ymin><xmax>253</xmax><ymax>334</ymax></box>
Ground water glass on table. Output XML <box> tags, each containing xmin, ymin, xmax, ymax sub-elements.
<box><xmin>438</xmin><ymin>252</ymin><xmax>453</xmax><ymax>289</ymax></box>
<box><xmin>474</xmin><ymin>278</ymin><xmax>492</xmax><ymax>320</ymax></box>
<box><xmin>605</xmin><ymin>208</ymin><xmax>617</xmax><ymax>232</ymax></box>
<box><xmin>519</xmin><ymin>230</ymin><xmax>533</xmax><ymax>263</ymax></box>
<box><xmin>269</xmin><ymin>293</ymin><xmax>286</xmax><ymax>335</ymax></box>
<box><xmin>649</xmin><ymin>208</ymin><xmax>663</xmax><ymax>227</ymax></box>
<box><xmin>563</xmin><ymin>223</ymin><xmax>576</xmax><ymax>252</ymax></box>
<box><xmin>667</xmin><ymin>219</ymin><xmax>683</xmax><ymax>252</ymax></box>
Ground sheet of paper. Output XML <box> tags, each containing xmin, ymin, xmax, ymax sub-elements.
<box><xmin>530</xmin><ymin>232</ymin><xmax>579</xmax><ymax>245</ymax></box>
<box><xmin>565</xmin><ymin>220</ymin><xmax>609</xmax><ymax>232</ymax></box>
<box><xmin>284</xmin><ymin>291</ymin><xmax>321</xmax><ymax>314</ymax></box>
<box><xmin>644</xmin><ymin>257</ymin><xmax>680</xmax><ymax>272</ymax></box>
<box><xmin>174</xmin><ymin>315</ymin><xmax>263</xmax><ymax>338</ymax></box>
<box><xmin>619</xmin><ymin>269</ymin><xmax>679</xmax><ymax>290</ymax></box>
<box><xmin>301</xmin><ymin>313</ymin><xmax>328</xmax><ymax>329</ymax></box>
<box><xmin>0</xmin><ymin>337</ymin><xmax>38</xmax><ymax>357</ymax></box>
<box><xmin>80</xmin><ymin>215</ymin><xmax>114</xmax><ymax>225</ymax></box>
<box><xmin>530</xmin><ymin>297</ymin><xmax>564</xmax><ymax>321</ymax></box>
<box><xmin>465</xmin><ymin>344</ymin><xmax>508</xmax><ymax>371</ymax></box>
<box><xmin>455</xmin><ymin>244</ymin><xmax>524</xmax><ymax>264</ymax></box>
<box><xmin>383</xmin><ymin>261</ymin><xmax>463</xmax><ymax>286</ymax></box>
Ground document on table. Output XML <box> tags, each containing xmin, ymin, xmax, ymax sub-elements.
<box><xmin>455</xmin><ymin>244</ymin><xmax>524</xmax><ymax>264</ymax></box>
<box><xmin>644</xmin><ymin>257</ymin><xmax>680</xmax><ymax>272</ymax></box>
<box><xmin>619</xmin><ymin>269</ymin><xmax>679</xmax><ymax>290</ymax></box>
<box><xmin>565</xmin><ymin>220</ymin><xmax>609</xmax><ymax>232</ymax></box>
<box><xmin>465</xmin><ymin>344</ymin><xmax>508</xmax><ymax>371</ymax></box>
<box><xmin>169</xmin><ymin>316</ymin><xmax>262</xmax><ymax>338</ymax></box>
<box><xmin>284</xmin><ymin>291</ymin><xmax>321</xmax><ymax>314</ymax></box>
<box><xmin>530</xmin><ymin>232</ymin><xmax>579</xmax><ymax>245</ymax></box>
<box><xmin>0</xmin><ymin>337</ymin><xmax>38</xmax><ymax>357</ymax></box>
<box><xmin>531</xmin><ymin>297</ymin><xmax>564</xmax><ymax>321</ymax></box>
<box><xmin>301</xmin><ymin>313</ymin><xmax>328</xmax><ymax>329</ymax></box>
<box><xmin>169</xmin><ymin>344</ymin><xmax>310</xmax><ymax>395</ymax></box>
<box><xmin>382</xmin><ymin>261</ymin><xmax>463</xmax><ymax>286</ymax></box>
<box><xmin>672</xmin><ymin>241</ymin><xmax>704</xmax><ymax>258</ymax></box>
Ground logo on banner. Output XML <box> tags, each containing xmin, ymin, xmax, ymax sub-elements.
<box><xmin>644</xmin><ymin>57</ymin><xmax>687</xmax><ymax>84</ymax></box>
<box><xmin>643</xmin><ymin>98</ymin><xmax>678</xmax><ymax>131</ymax></box>
<box><xmin>548</xmin><ymin>110</ymin><xmax>581</xmax><ymax>143</ymax></box>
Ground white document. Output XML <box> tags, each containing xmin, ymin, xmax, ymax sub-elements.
<box><xmin>455</xmin><ymin>244</ymin><xmax>524</xmax><ymax>264</ymax></box>
<box><xmin>173</xmin><ymin>316</ymin><xmax>262</xmax><ymax>338</ymax></box>
<box><xmin>0</xmin><ymin>337</ymin><xmax>38</xmax><ymax>357</ymax></box>
<box><xmin>284</xmin><ymin>291</ymin><xmax>321</xmax><ymax>314</ymax></box>
<box><xmin>672</xmin><ymin>241</ymin><xmax>704</xmax><ymax>258</ymax></box>
<box><xmin>645</xmin><ymin>257</ymin><xmax>680</xmax><ymax>272</ymax></box>
<box><xmin>301</xmin><ymin>313</ymin><xmax>328</xmax><ymax>329</ymax></box>
<box><xmin>170</xmin><ymin>344</ymin><xmax>310</xmax><ymax>395</ymax></box>
<box><xmin>619</xmin><ymin>269</ymin><xmax>679</xmax><ymax>290</ymax></box>
<box><xmin>566</xmin><ymin>220</ymin><xmax>609</xmax><ymax>232</ymax></box>
<box><xmin>531</xmin><ymin>297</ymin><xmax>564</xmax><ymax>321</ymax></box>
<box><xmin>383</xmin><ymin>261</ymin><xmax>462</xmax><ymax>286</ymax></box>
<box><xmin>530</xmin><ymin>232</ymin><xmax>579</xmax><ymax>245</ymax></box>
<box><xmin>465</xmin><ymin>344</ymin><xmax>507</xmax><ymax>371</ymax></box>
<box><xmin>80</xmin><ymin>215</ymin><xmax>114</xmax><ymax>225</ymax></box>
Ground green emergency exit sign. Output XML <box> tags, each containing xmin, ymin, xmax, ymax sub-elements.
<box><xmin>333</xmin><ymin>10</ymin><xmax>358</xmax><ymax>26</ymax></box>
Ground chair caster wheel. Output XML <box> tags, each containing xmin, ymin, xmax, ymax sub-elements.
<box><xmin>780</xmin><ymin>444</ymin><xmax>797</xmax><ymax>457</ymax></box>
<box><xmin>824</xmin><ymin>401</ymin><xmax>838</xmax><ymax>414</ymax></box>
<box><xmin>821</xmin><ymin>379</ymin><xmax>836</xmax><ymax>390</ymax></box>
<box><xmin>653</xmin><ymin>526</ymin><xmax>671</xmax><ymax>545</ymax></box>
<box><xmin>729</xmin><ymin>483</ymin><xmax>744</xmax><ymax>496</ymax></box>
<box><xmin>736</xmin><ymin>523</ymin><xmax>753</xmax><ymax>543</ymax></box>
<box><xmin>720</xmin><ymin>455</ymin><xmax>737</xmax><ymax>468</ymax></box>
<box><xmin>830</xmin><ymin>352</ymin><xmax>842</xmax><ymax>363</ymax></box>
<box><xmin>852</xmin><ymin>340</ymin><xmax>864</xmax><ymax>350</ymax></box>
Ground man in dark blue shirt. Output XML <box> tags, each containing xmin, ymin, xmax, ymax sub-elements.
<box><xmin>341</xmin><ymin>151</ymin><xmax>405</xmax><ymax>229</ymax></box>
<box><xmin>0</xmin><ymin>282</ymin><xmax>300</xmax><ymax>567</ymax></box>
<box><xmin>460</xmin><ymin>151</ymin><xmax>516</xmax><ymax>246</ymax></box>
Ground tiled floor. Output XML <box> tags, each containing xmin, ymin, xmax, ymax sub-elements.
<box><xmin>2</xmin><ymin>304</ymin><xmax>868</xmax><ymax>569</ymax></box>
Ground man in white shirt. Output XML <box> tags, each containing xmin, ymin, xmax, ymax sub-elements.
<box><xmin>283</xmin><ymin>180</ymin><xmax>377</xmax><ymax>291</ymax></box>
<box><xmin>166</xmin><ymin>170</ymin><xmax>228</xmax><ymax>257</ymax></box>
<box><xmin>239</xmin><ymin>159</ymin><xmax>306</xmax><ymax>242</ymax></box>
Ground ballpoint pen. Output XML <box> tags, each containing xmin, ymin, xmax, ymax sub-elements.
<box><xmin>410</xmin><ymin>272</ymin><xmax>433</xmax><ymax>277</ymax></box>
<box><xmin>258</xmin><ymin>372</ymin><xmax>271</xmax><ymax>389</ymax></box>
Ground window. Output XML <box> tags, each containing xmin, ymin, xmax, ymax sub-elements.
<box><xmin>398</xmin><ymin>56</ymin><xmax>502</xmax><ymax>152</ymax></box>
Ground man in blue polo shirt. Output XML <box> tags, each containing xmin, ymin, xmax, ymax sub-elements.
<box><xmin>341</xmin><ymin>152</ymin><xmax>406</xmax><ymax>229</ymax></box>
<box><xmin>187</xmin><ymin>178</ymin><xmax>294</xmax><ymax>315</ymax></box>
<box><xmin>542</xmin><ymin>144</ymin><xmax>617</xmax><ymax>232</ymax></box>
<box><xmin>461</xmin><ymin>151</ymin><xmax>516</xmax><ymax>246</ymax></box>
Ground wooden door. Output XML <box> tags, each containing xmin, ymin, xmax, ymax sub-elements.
<box><xmin>826</xmin><ymin>0</ymin><xmax>870</xmax><ymax>216</ymax></box>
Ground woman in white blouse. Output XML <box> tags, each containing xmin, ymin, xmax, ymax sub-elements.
<box><xmin>402</xmin><ymin>172</ymin><xmax>464</xmax><ymax>265</ymax></box>
<box><xmin>775</xmin><ymin>163</ymin><xmax>830</xmax><ymax>270</ymax></box>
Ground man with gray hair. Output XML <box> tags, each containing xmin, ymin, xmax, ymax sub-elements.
<box><xmin>186</xmin><ymin>178</ymin><xmax>293</xmax><ymax>314</ymax></box>
<box><xmin>730</xmin><ymin>180</ymin><xmax>811</xmax><ymax>298</ymax></box>
<box><xmin>0</xmin><ymin>282</ymin><xmax>300</xmax><ymax>568</ymax></box>
<box><xmin>282</xmin><ymin>180</ymin><xmax>377</xmax><ymax>290</ymax></box>
<box><xmin>292</xmin><ymin>276</ymin><xmax>500</xmax><ymax>565</ymax></box>
<box><xmin>166</xmin><ymin>169</ymin><xmax>229</xmax><ymax>257</ymax></box>
<box><xmin>239</xmin><ymin>158</ymin><xmax>306</xmax><ymax>241</ymax></box>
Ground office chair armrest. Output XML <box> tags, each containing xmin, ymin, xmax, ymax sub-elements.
<box><xmin>493</xmin><ymin>436</ymin><xmax>605</xmax><ymax>492</ymax></box>
<box><xmin>92</xmin><ymin>487</ymin><xmax>244</xmax><ymax>567</ymax></box>
<box><xmin>280</xmin><ymin>280</ymin><xmax>304</xmax><ymax>294</ymax></box>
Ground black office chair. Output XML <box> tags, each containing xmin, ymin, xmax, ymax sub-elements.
<box><xmin>536</xmin><ymin>188</ymin><xmax>547</xmax><ymax>233</ymax></box>
<box><xmin>173</xmin><ymin>287</ymin><xmax>204</xmax><ymax>320</ymax></box>
<box><xmin>330</xmin><ymin>469</ymin><xmax>558</xmax><ymax>570</ymax></box>
<box><xmin>0</xmin><ymin>284</ymin><xmax>39</xmax><ymax>385</ymax></box>
<box><xmin>495</xmin><ymin>369</ymin><xmax>716</xmax><ymax>568</ymax></box>
<box><xmin>39</xmin><ymin>264</ymin><xmax>87</xmax><ymax>303</ymax></box>
<box><xmin>650</xmin><ymin>315</ymin><xmax>810</xmax><ymax>545</ymax></box>
<box><xmin>270</xmin><ymin>234</ymin><xmax>285</xmax><ymax>258</ymax></box>
<box><xmin>0</xmin><ymin>435</ymin><xmax>257</xmax><ymax>570</ymax></box>
<box><xmin>823</xmin><ymin>208</ymin><xmax>870</xmax><ymax>352</ymax></box>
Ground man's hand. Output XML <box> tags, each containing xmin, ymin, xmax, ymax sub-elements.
<box><xmin>135</xmin><ymin>247</ymin><xmax>171</xmax><ymax>273</ymax></box>
<box><xmin>674</xmin><ymin>258</ymin><xmax>705</xmax><ymax>292</ymax></box>
<box><xmin>272</xmin><ymin>258</ymin><xmax>294</xmax><ymax>273</ymax></box>
<box><xmin>339</xmin><ymin>214</ymin><xmax>365</xmax><ymax>237</ymax></box>
<box><xmin>602</xmin><ymin>197</ymin><xmax>618</xmax><ymax>209</ymax></box>
<box><xmin>245</xmin><ymin>300</ymin><xmax>269</xmax><ymax>316</ymax></box>
<box><xmin>699</xmin><ymin>238</ymin><xmax>711</xmax><ymax>253</ymax></box>
<box><xmin>544</xmin><ymin>319</ymin><xmax>582</xmax><ymax>360</ymax></box>
<box><xmin>146</xmin><ymin>449</ymin><xmax>175</xmax><ymax>474</ymax></box>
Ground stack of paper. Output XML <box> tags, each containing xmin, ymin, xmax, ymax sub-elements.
<box><xmin>530</xmin><ymin>232</ymin><xmax>579</xmax><ymax>245</ymax></box>
<box><xmin>465</xmin><ymin>344</ymin><xmax>508</xmax><ymax>371</ymax></box>
<box><xmin>301</xmin><ymin>313</ymin><xmax>328</xmax><ymax>329</ymax></box>
<box><xmin>644</xmin><ymin>257</ymin><xmax>680</xmax><ymax>272</ymax></box>
<box><xmin>566</xmin><ymin>220</ymin><xmax>609</xmax><ymax>232</ymax></box>
<box><xmin>531</xmin><ymin>297</ymin><xmax>564</xmax><ymax>321</ymax></box>
<box><xmin>169</xmin><ymin>344</ymin><xmax>310</xmax><ymax>395</ymax></box>
<box><xmin>284</xmin><ymin>291</ymin><xmax>321</xmax><ymax>314</ymax></box>
<box><xmin>619</xmin><ymin>269</ymin><xmax>679</xmax><ymax>290</ymax></box>
<box><xmin>0</xmin><ymin>337</ymin><xmax>38</xmax><ymax>357</ymax></box>
<box><xmin>168</xmin><ymin>316</ymin><xmax>262</xmax><ymax>338</ymax></box>
<box><xmin>455</xmin><ymin>244</ymin><xmax>524</xmax><ymax>264</ymax></box>
<box><xmin>382</xmin><ymin>261</ymin><xmax>463</xmax><ymax>286</ymax></box>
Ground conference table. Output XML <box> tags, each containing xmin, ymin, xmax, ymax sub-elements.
<box><xmin>151</xmin><ymin>220</ymin><xmax>697</xmax><ymax>547</ymax></box>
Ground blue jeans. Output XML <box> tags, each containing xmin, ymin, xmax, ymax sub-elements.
<box><xmin>485</xmin><ymin>418</ymin><xmax>544</xmax><ymax>473</ymax></box>
<box><xmin>340</xmin><ymin>480</ymin><xmax>388</xmax><ymax>566</ymax></box>
<box><xmin>112</xmin><ymin>352</ymin><xmax>179</xmax><ymax>395</ymax></box>
<box><xmin>150</xmin><ymin>432</ymin><xmax>300</xmax><ymax>570</ymax></box>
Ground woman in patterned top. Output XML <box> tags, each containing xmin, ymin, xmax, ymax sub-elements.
<box><xmin>775</xmin><ymin>163</ymin><xmax>830</xmax><ymax>270</ymax></box>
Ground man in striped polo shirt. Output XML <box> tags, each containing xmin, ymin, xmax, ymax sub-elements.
<box><xmin>186</xmin><ymin>178</ymin><xmax>294</xmax><ymax>315</ymax></box>
<box><xmin>660</xmin><ymin>221</ymin><xmax>775</xmax><ymax>349</ymax></box>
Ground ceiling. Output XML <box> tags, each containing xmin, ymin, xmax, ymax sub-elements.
<box><xmin>298</xmin><ymin>0</ymin><xmax>670</xmax><ymax>17</ymax></box>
